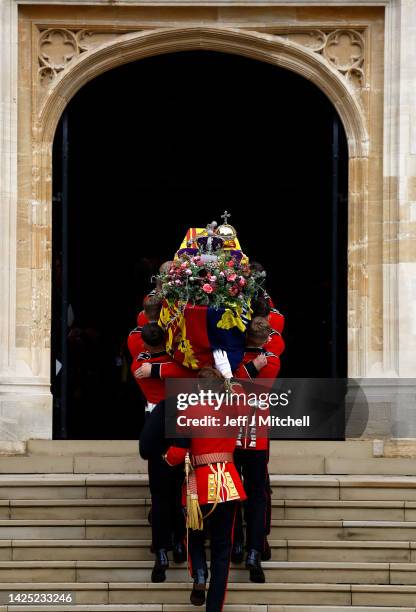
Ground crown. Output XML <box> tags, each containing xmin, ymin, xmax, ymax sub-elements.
<box><xmin>186</xmin><ymin>211</ymin><xmax>238</xmax><ymax>255</ymax></box>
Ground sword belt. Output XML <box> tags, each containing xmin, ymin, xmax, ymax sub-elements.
<box><xmin>192</xmin><ymin>452</ymin><xmax>234</xmax><ymax>467</ymax></box>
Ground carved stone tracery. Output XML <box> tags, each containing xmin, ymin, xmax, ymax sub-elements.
<box><xmin>38</xmin><ymin>28</ymin><xmax>143</xmax><ymax>88</ymax></box>
<box><xmin>36</xmin><ymin>26</ymin><xmax>366</xmax><ymax>97</ymax></box>
<box><xmin>280</xmin><ymin>29</ymin><xmax>365</xmax><ymax>89</ymax></box>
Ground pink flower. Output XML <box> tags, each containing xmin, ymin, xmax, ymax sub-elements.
<box><xmin>219</xmin><ymin>271</ymin><xmax>225</xmax><ymax>277</ymax></box>
<box><xmin>227</xmin><ymin>260</ymin><xmax>235</xmax><ymax>268</ymax></box>
<box><xmin>238</xmin><ymin>276</ymin><xmax>246</xmax><ymax>286</ymax></box>
<box><xmin>202</xmin><ymin>283</ymin><xmax>214</xmax><ymax>294</ymax></box>
<box><xmin>175</xmin><ymin>279</ymin><xmax>182</xmax><ymax>285</ymax></box>
<box><xmin>185</xmin><ymin>269</ymin><xmax>192</xmax><ymax>275</ymax></box>
<box><xmin>209</xmin><ymin>275</ymin><xmax>217</xmax><ymax>282</ymax></box>
<box><xmin>181</xmin><ymin>262</ymin><xmax>188</xmax><ymax>269</ymax></box>
<box><xmin>228</xmin><ymin>273</ymin><xmax>237</xmax><ymax>282</ymax></box>
<box><xmin>229</xmin><ymin>285</ymin><xmax>240</xmax><ymax>296</ymax></box>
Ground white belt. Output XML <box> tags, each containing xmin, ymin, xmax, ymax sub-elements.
<box><xmin>145</xmin><ymin>402</ymin><xmax>157</xmax><ymax>414</ymax></box>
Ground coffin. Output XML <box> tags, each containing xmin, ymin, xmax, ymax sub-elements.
<box><xmin>159</xmin><ymin>300</ymin><xmax>250</xmax><ymax>371</ymax></box>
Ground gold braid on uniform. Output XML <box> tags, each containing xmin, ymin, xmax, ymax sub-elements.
<box><xmin>201</xmin><ymin>462</ymin><xmax>224</xmax><ymax>521</ymax></box>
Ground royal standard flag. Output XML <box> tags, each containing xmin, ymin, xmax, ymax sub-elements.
<box><xmin>159</xmin><ymin>301</ymin><xmax>250</xmax><ymax>371</ymax></box>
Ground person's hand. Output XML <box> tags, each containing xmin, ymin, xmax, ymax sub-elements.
<box><xmin>213</xmin><ymin>349</ymin><xmax>233</xmax><ymax>379</ymax></box>
<box><xmin>253</xmin><ymin>354</ymin><xmax>267</xmax><ymax>371</ymax></box>
<box><xmin>134</xmin><ymin>363</ymin><xmax>151</xmax><ymax>378</ymax></box>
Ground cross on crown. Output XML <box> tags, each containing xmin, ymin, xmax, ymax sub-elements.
<box><xmin>217</xmin><ymin>210</ymin><xmax>236</xmax><ymax>241</ymax></box>
<box><xmin>221</xmin><ymin>210</ymin><xmax>231</xmax><ymax>224</ymax></box>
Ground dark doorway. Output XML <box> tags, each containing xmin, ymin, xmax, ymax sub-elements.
<box><xmin>52</xmin><ymin>51</ymin><xmax>348</xmax><ymax>439</ymax></box>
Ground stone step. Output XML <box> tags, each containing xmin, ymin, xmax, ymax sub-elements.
<box><xmin>0</xmin><ymin>457</ymin><xmax>148</xmax><ymax>475</ymax></box>
<box><xmin>2</xmin><ymin>606</ymin><xmax>295</xmax><ymax>612</ymax></box>
<box><xmin>282</xmin><ymin>500</ymin><xmax>406</xmax><ymax>521</ymax></box>
<box><xmin>263</xmin><ymin>608</ymin><xmax>416</xmax><ymax>612</ymax></box>
<box><xmin>3</xmin><ymin>499</ymin><xmax>150</xmax><ymax>520</ymax></box>
<box><xmin>0</xmin><ymin>581</ymin><xmax>416</xmax><ymax>607</ymax></box>
<box><xmin>25</xmin><ymin>440</ymin><xmax>374</xmax><ymax>459</ymax></box>
<box><xmin>326</xmin><ymin>458</ymin><xmax>416</xmax><ymax>477</ymax></box>
<box><xmin>0</xmin><ymin>560</ymin><xmax>412</xmax><ymax>584</ymax></box>
<box><xmin>1</xmin><ymin>498</ymin><xmax>413</xmax><ymax>522</ymax></box>
<box><xmin>271</xmin><ymin>475</ymin><xmax>416</xmax><ymax>502</ymax></box>
<box><xmin>286</xmin><ymin>540</ymin><xmax>414</xmax><ymax>563</ymax></box>
<box><xmin>0</xmin><ymin>520</ymin><xmax>153</xmax><ymax>540</ymax></box>
<box><xmin>4</xmin><ymin>514</ymin><xmax>416</xmax><ymax>543</ymax></box>
<box><xmin>0</xmin><ymin>475</ymin><xmax>149</xmax><ymax>500</ymax></box>
<box><xmin>4</xmin><ymin>454</ymin><xmax>416</xmax><ymax>476</ymax></box>
<box><xmin>2</xmin><ymin>539</ymin><xmax>155</xmax><ymax>561</ymax></box>
<box><xmin>0</xmin><ymin>582</ymin><xmax>413</xmax><ymax>606</ymax></box>
<box><xmin>4</xmin><ymin>538</ymin><xmax>416</xmax><ymax>563</ymax></box>
<box><xmin>4</xmin><ymin>600</ymin><xmax>404</xmax><ymax>611</ymax></box>
<box><xmin>3</xmin><ymin>474</ymin><xmax>416</xmax><ymax>502</ymax></box>
<box><xmin>271</xmin><ymin>520</ymin><xmax>416</xmax><ymax>541</ymax></box>
<box><xmin>0</xmin><ymin>539</ymin><xmax>406</xmax><ymax>563</ymax></box>
<box><xmin>8</xmin><ymin>518</ymin><xmax>416</xmax><ymax>542</ymax></box>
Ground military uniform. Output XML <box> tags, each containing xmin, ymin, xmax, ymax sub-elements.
<box><xmin>131</xmin><ymin>350</ymin><xmax>170</xmax><ymax>413</ymax></box>
<box><xmin>233</xmin><ymin>349</ymin><xmax>280</xmax><ymax>557</ymax></box>
<box><xmin>136</xmin><ymin>309</ymin><xmax>148</xmax><ymax>327</ymax></box>
<box><xmin>127</xmin><ymin>325</ymin><xmax>144</xmax><ymax>361</ymax></box>
<box><xmin>165</xmin><ymin>402</ymin><xmax>246</xmax><ymax>612</ymax></box>
<box><xmin>131</xmin><ymin>350</ymin><xmax>186</xmax><ymax>554</ymax></box>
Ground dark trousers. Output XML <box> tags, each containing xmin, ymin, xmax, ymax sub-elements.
<box><xmin>234</xmin><ymin>449</ymin><xmax>268</xmax><ymax>553</ymax></box>
<box><xmin>148</xmin><ymin>454</ymin><xmax>185</xmax><ymax>551</ymax></box>
<box><xmin>189</xmin><ymin>501</ymin><xmax>237</xmax><ymax>612</ymax></box>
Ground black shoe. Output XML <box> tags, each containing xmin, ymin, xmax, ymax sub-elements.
<box><xmin>173</xmin><ymin>541</ymin><xmax>186</xmax><ymax>564</ymax></box>
<box><xmin>246</xmin><ymin>549</ymin><xmax>265</xmax><ymax>583</ymax></box>
<box><xmin>151</xmin><ymin>549</ymin><xmax>169</xmax><ymax>583</ymax></box>
<box><xmin>231</xmin><ymin>541</ymin><xmax>244</xmax><ymax>564</ymax></box>
<box><xmin>190</xmin><ymin>569</ymin><xmax>206</xmax><ymax>606</ymax></box>
<box><xmin>261</xmin><ymin>539</ymin><xmax>271</xmax><ymax>561</ymax></box>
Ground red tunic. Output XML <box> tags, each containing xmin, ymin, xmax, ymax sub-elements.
<box><xmin>127</xmin><ymin>326</ymin><xmax>144</xmax><ymax>360</ymax></box>
<box><xmin>234</xmin><ymin>349</ymin><xmax>281</xmax><ymax>450</ymax></box>
<box><xmin>131</xmin><ymin>351</ymin><xmax>170</xmax><ymax>405</ymax></box>
<box><xmin>166</xmin><ymin>428</ymin><xmax>246</xmax><ymax>506</ymax></box>
<box><xmin>265</xmin><ymin>330</ymin><xmax>285</xmax><ymax>357</ymax></box>
<box><xmin>269</xmin><ymin>309</ymin><xmax>285</xmax><ymax>334</ymax></box>
<box><xmin>131</xmin><ymin>351</ymin><xmax>198</xmax><ymax>407</ymax></box>
<box><xmin>137</xmin><ymin>310</ymin><xmax>148</xmax><ymax>327</ymax></box>
<box><xmin>155</xmin><ymin>361</ymin><xmax>197</xmax><ymax>380</ymax></box>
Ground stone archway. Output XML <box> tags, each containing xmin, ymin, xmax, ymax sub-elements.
<box><xmin>32</xmin><ymin>27</ymin><xmax>368</xmax><ymax>378</ymax></box>
<box><xmin>14</xmin><ymin>11</ymin><xmax>386</xmax><ymax>441</ymax></box>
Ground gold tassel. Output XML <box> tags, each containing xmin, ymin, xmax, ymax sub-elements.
<box><xmin>185</xmin><ymin>452</ymin><xmax>204</xmax><ymax>531</ymax></box>
<box><xmin>186</xmin><ymin>492</ymin><xmax>204</xmax><ymax>531</ymax></box>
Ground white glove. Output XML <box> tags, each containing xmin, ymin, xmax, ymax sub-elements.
<box><xmin>213</xmin><ymin>349</ymin><xmax>233</xmax><ymax>379</ymax></box>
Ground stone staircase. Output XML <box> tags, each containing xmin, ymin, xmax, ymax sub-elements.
<box><xmin>0</xmin><ymin>442</ymin><xmax>416</xmax><ymax>610</ymax></box>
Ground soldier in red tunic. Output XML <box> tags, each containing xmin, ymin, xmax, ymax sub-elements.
<box><xmin>131</xmin><ymin>323</ymin><xmax>187</xmax><ymax>579</ymax></box>
<box><xmin>251</xmin><ymin>296</ymin><xmax>285</xmax><ymax>357</ymax></box>
<box><xmin>128</xmin><ymin>294</ymin><xmax>163</xmax><ymax>361</ymax></box>
<box><xmin>163</xmin><ymin>367</ymin><xmax>247</xmax><ymax>612</ymax></box>
<box><xmin>219</xmin><ymin>318</ymin><xmax>281</xmax><ymax>582</ymax></box>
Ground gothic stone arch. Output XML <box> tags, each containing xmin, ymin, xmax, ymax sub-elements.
<box><xmin>21</xmin><ymin>24</ymin><xmax>375</xmax><ymax>391</ymax></box>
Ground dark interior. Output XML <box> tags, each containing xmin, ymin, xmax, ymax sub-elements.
<box><xmin>52</xmin><ymin>50</ymin><xmax>348</xmax><ymax>439</ymax></box>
